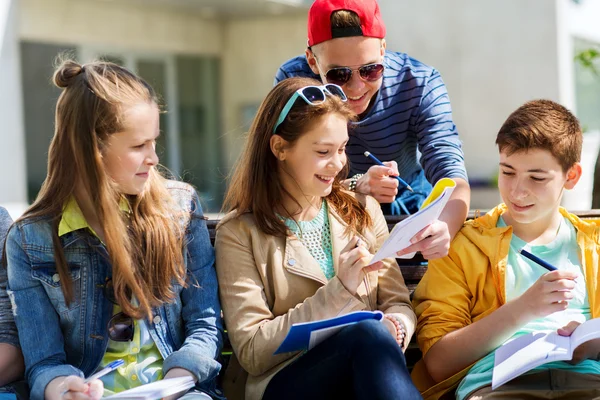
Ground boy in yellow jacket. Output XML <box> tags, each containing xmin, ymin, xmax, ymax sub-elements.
<box><xmin>412</xmin><ymin>99</ymin><xmax>600</xmax><ymax>400</ymax></box>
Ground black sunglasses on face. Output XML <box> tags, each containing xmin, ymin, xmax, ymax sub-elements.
<box><xmin>104</xmin><ymin>279</ymin><xmax>134</xmax><ymax>342</ymax></box>
<box><xmin>324</xmin><ymin>63</ymin><xmax>385</xmax><ymax>86</ymax></box>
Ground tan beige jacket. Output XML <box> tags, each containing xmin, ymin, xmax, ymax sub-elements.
<box><xmin>215</xmin><ymin>193</ymin><xmax>416</xmax><ymax>400</ymax></box>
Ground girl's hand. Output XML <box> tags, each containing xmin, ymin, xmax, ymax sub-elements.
<box><xmin>337</xmin><ymin>237</ymin><xmax>384</xmax><ymax>295</ymax></box>
<box><xmin>163</xmin><ymin>368</ymin><xmax>197</xmax><ymax>400</ymax></box>
<box><xmin>382</xmin><ymin>317</ymin><xmax>397</xmax><ymax>339</ymax></box>
<box><xmin>396</xmin><ymin>220</ymin><xmax>451</xmax><ymax>260</ymax></box>
<box><xmin>514</xmin><ymin>270</ymin><xmax>578</xmax><ymax>321</ymax></box>
<box><xmin>558</xmin><ymin>321</ymin><xmax>600</xmax><ymax>364</ymax></box>
<box><xmin>356</xmin><ymin>162</ymin><xmax>399</xmax><ymax>203</ymax></box>
<box><xmin>49</xmin><ymin>376</ymin><xmax>103</xmax><ymax>400</ymax></box>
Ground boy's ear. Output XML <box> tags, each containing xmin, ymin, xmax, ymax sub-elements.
<box><xmin>564</xmin><ymin>162</ymin><xmax>582</xmax><ymax>190</ymax></box>
<box><xmin>270</xmin><ymin>134</ymin><xmax>287</xmax><ymax>161</ymax></box>
<box><xmin>305</xmin><ymin>48</ymin><xmax>321</xmax><ymax>76</ymax></box>
<box><xmin>380</xmin><ymin>39</ymin><xmax>386</xmax><ymax>56</ymax></box>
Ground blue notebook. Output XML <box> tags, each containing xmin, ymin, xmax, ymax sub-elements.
<box><xmin>274</xmin><ymin>310</ymin><xmax>384</xmax><ymax>354</ymax></box>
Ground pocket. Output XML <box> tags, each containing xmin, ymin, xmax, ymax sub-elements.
<box><xmin>31</xmin><ymin>263</ymin><xmax>82</xmax><ymax>313</ymax></box>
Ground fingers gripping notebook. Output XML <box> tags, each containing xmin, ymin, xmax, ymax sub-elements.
<box><xmin>370</xmin><ymin>178</ymin><xmax>456</xmax><ymax>264</ymax></box>
<box><xmin>101</xmin><ymin>376</ymin><xmax>196</xmax><ymax>400</ymax></box>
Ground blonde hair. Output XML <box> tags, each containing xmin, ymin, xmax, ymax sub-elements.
<box><xmin>21</xmin><ymin>57</ymin><xmax>187</xmax><ymax>320</ymax></box>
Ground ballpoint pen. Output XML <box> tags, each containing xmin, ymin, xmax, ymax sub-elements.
<box><xmin>364</xmin><ymin>151</ymin><xmax>414</xmax><ymax>192</ymax></box>
<box><xmin>518</xmin><ymin>248</ymin><xmax>557</xmax><ymax>272</ymax></box>
<box><xmin>61</xmin><ymin>359</ymin><xmax>124</xmax><ymax>396</ymax></box>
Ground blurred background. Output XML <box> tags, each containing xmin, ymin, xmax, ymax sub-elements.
<box><xmin>1</xmin><ymin>0</ymin><xmax>599</xmax><ymax>218</ymax></box>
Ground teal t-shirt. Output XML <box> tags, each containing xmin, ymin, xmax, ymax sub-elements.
<box><xmin>456</xmin><ymin>216</ymin><xmax>600</xmax><ymax>399</ymax></box>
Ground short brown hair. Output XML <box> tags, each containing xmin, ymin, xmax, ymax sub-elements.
<box><xmin>496</xmin><ymin>99</ymin><xmax>582</xmax><ymax>172</ymax></box>
<box><xmin>330</xmin><ymin>10</ymin><xmax>361</xmax><ymax>29</ymax></box>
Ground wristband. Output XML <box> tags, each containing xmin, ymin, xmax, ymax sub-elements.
<box><xmin>348</xmin><ymin>174</ymin><xmax>364</xmax><ymax>192</ymax></box>
<box><xmin>384</xmin><ymin>314</ymin><xmax>406</xmax><ymax>348</ymax></box>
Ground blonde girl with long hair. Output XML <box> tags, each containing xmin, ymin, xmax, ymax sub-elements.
<box><xmin>5</xmin><ymin>59</ymin><xmax>223</xmax><ymax>400</ymax></box>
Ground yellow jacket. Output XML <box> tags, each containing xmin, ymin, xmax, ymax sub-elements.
<box><xmin>215</xmin><ymin>192</ymin><xmax>416</xmax><ymax>400</ymax></box>
<box><xmin>412</xmin><ymin>204</ymin><xmax>600</xmax><ymax>400</ymax></box>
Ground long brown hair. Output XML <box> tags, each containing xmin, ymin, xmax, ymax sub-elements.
<box><xmin>223</xmin><ymin>77</ymin><xmax>372</xmax><ymax>237</ymax></box>
<box><xmin>20</xmin><ymin>57</ymin><xmax>186</xmax><ymax>320</ymax></box>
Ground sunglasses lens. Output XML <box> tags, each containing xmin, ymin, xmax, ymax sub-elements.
<box><xmin>301</xmin><ymin>87</ymin><xmax>326</xmax><ymax>103</ymax></box>
<box><xmin>325</xmin><ymin>68</ymin><xmax>352</xmax><ymax>85</ymax></box>
<box><xmin>108</xmin><ymin>312</ymin><xmax>134</xmax><ymax>342</ymax></box>
<box><xmin>359</xmin><ymin>64</ymin><xmax>385</xmax><ymax>81</ymax></box>
<box><xmin>324</xmin><ymin>84</ymin><xmax>347</xmax><ymax>101</ymax></box>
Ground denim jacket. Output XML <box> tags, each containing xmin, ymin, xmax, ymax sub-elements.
<box><xmin>0</xmin><ymin>207</ymin><xmax>18</xmax><ymax>348</ymax></box>
<box><xmin>5</xmin><ymin>182</ymin><xmax>223</xmax><ymax>400</ymax></box>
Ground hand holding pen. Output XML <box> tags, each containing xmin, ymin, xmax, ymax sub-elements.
<box><xmin>353</xmin><ymin>153</ymin><xmax>412</xmax><ymax>204</ymax></box>
<box><xmin>364</xmin><ymin>152</ymin><xmax>413</xmax><ymax>192</ymax></box>
<box><xmin>514</xmin><ymin>250</ymin><xmax>578</xmax><ymax>320</ymax></box>
<box><xmin>58</xmin><ymin>359</ymin><xmax>123</xmax><ymax>399</ymax></box>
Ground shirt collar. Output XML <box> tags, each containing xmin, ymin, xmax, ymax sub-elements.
<box><xmin>58</xmin><ymin>197</ymin><xmax>131</xmax><ymax>237</ymax></box>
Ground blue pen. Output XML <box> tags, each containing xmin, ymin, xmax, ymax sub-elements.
<box><xmin>518</xmin><ymin>249</ymin><xmax>557</xmax><ymax>272</ymax></box>
<box><xmin>363</xmin><ymin>151</ymin><xmax>414</xmax><ymax>192</ymax></box>
<box><xmin>61</xmin><ymin>359</ymin><xmax>124</xmax><ymax>396</ymax></box>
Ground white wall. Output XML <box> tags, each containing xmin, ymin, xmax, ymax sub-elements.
<box><xmin>0</xmin><ymin>0</ymin><xmax>27</xmax><ymax>204</ymax></box>
<box><xmin>19</xmin><ymin>0</ymin><xmax>223</xmax><ymax>55</ymax></box>
<box><xmin>379</xmin><ymin>0</ymin><xmax>561</xmax><ymax>182</ymax></box>
<box><xmin>221</xmin><ymin>13</ymin><xmax>307</xmax><ymax>168</ymax></box>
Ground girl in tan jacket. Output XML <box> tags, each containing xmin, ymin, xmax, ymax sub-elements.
<box><xmin>215</xmin><ymin>77</ymin><xmax>421</xmax><ymax>400</ymax></box>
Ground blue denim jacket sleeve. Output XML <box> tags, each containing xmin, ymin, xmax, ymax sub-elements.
<box><xmin>0</xmin><ymin>207</ymin><xmax>19</xmax><ymax>349</ymax></box>
<box><xmin>163</xmin><ymin>192</ymin><xmax>224</xmax><ymax>383</ymax></box>
<box><xmin>5</xmin><ymin>224</ymin><xmax>84</xmax><ymax>399</ymax></box>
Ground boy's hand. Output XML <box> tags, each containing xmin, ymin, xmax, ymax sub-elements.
<box><xmin>356</xmin><ymin>162</ymin><xmax>400</xmax><ymax>203</ymax></box>
<box><xmin>337</xmin><ymin>237</ymin><xmax>384</xmax><ymax>295</ymax></box>
<box><xmin>558</xmin><ymin>321</ymin><xmax>600</xmax><ymax>364</ymax></box>
<box><xmin>396</xmin><ymin>220</ymin><xmax>451</xmax><ymax>260</ymax></box>
<box><xmin>516</xmin><ymin>270</ymin><xmax>577</xmax><ymax>320</ymax></box>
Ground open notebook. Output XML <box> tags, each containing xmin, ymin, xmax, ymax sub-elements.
<box><xmin>102</xmin><ymin>376</ymin><xmax>196</xmax><ymax>400</ymax></box>
<box><xmin>370</xmin><ymin>178</ymin><xmax>456</xmax><ymax>264</ymax></box>
<box><xmin>492</xmin><ymin>318</ymin><xmax>600</xmax><ymax>389</ymax></box>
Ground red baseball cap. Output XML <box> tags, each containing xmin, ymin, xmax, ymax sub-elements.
<box><xmin>307</xmin><ymin>0</ymin><xmax>386</xmax><ymax>47</ymax></box>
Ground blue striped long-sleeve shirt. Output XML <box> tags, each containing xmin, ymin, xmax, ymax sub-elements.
<box><xmin>274</xmin><ymin>51</ymin><xmax>468</xmax><ymax>189</ymax></box>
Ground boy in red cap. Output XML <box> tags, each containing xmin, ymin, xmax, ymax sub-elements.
<box><xmin>275</xmin><ymin>0</ymin><xmax>470</xmax><ymax>260</ymax></box>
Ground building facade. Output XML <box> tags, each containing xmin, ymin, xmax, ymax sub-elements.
<box><xmin>1</xmin><ymin>0</ymin><xmax>599</xmax><ymax>215</ymax></box>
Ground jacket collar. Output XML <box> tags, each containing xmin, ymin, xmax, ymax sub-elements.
<box><xmin>283</xmin><ymin>200</ymin><xmax>370</xmax><ymax>285</ymax></box>
<box><xmin>463</xmin><ymin>203</ymin><xmax>600</xmax><ymax>315</ymax></box>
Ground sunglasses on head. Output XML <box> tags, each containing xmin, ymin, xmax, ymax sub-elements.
<box><xmin>324</xmin><ymin>63</ymin><xmax>385</xmax><ymax>86</ymax></box>
<box><xmin>104</xmin><ymin>278</ymin><xmax>134</xmax><ymax>342</ymax></box>
<box><xmin>273</xmin><ymin>84</ymin><xmax>347</xmax><ymax>133</ymax></box>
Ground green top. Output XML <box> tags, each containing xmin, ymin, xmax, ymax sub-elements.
<box><xmin>284</xmin><ymin>201</ymin><xmax>335</xmax><ymax>280</ymax></box>
<box><xmin>59</xmin><ymin>198</ymin><xmax>164</xmax><ymax>394</ymax></box>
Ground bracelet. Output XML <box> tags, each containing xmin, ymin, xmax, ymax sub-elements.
<box><xmin>384</xmin><ymin>314</ymin><xmax>406</xmax><ymax>348</ymax></box>
<box><xmin>348</xmin><ymin>174</ymin><xmax>364</xmax><ymax>192</ymax></box>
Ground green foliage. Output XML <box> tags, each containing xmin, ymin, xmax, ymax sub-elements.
<box><xmin>575</xmin><ymin>47</ymin><xmax>600</xmax><ymax>76</ymax></box>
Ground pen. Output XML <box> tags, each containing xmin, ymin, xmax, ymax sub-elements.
<box><xmin>85</xmin><ymin>359</ymin><xmax>124</xmax><ymax>383</ymax></box>
<box><xmin>518</xmin><ymin>249</ymin><xmax>557</xmax><ymax>272</ymax></box>
<box><xmin>61</xmin><ymin>359</ymin><xmax>124</xmax><ymax>396</ymax></box>
<box><xmin>363</xmin><ymin>151</ymin><xmax>413</xmax><ymax>192</ymax></box>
